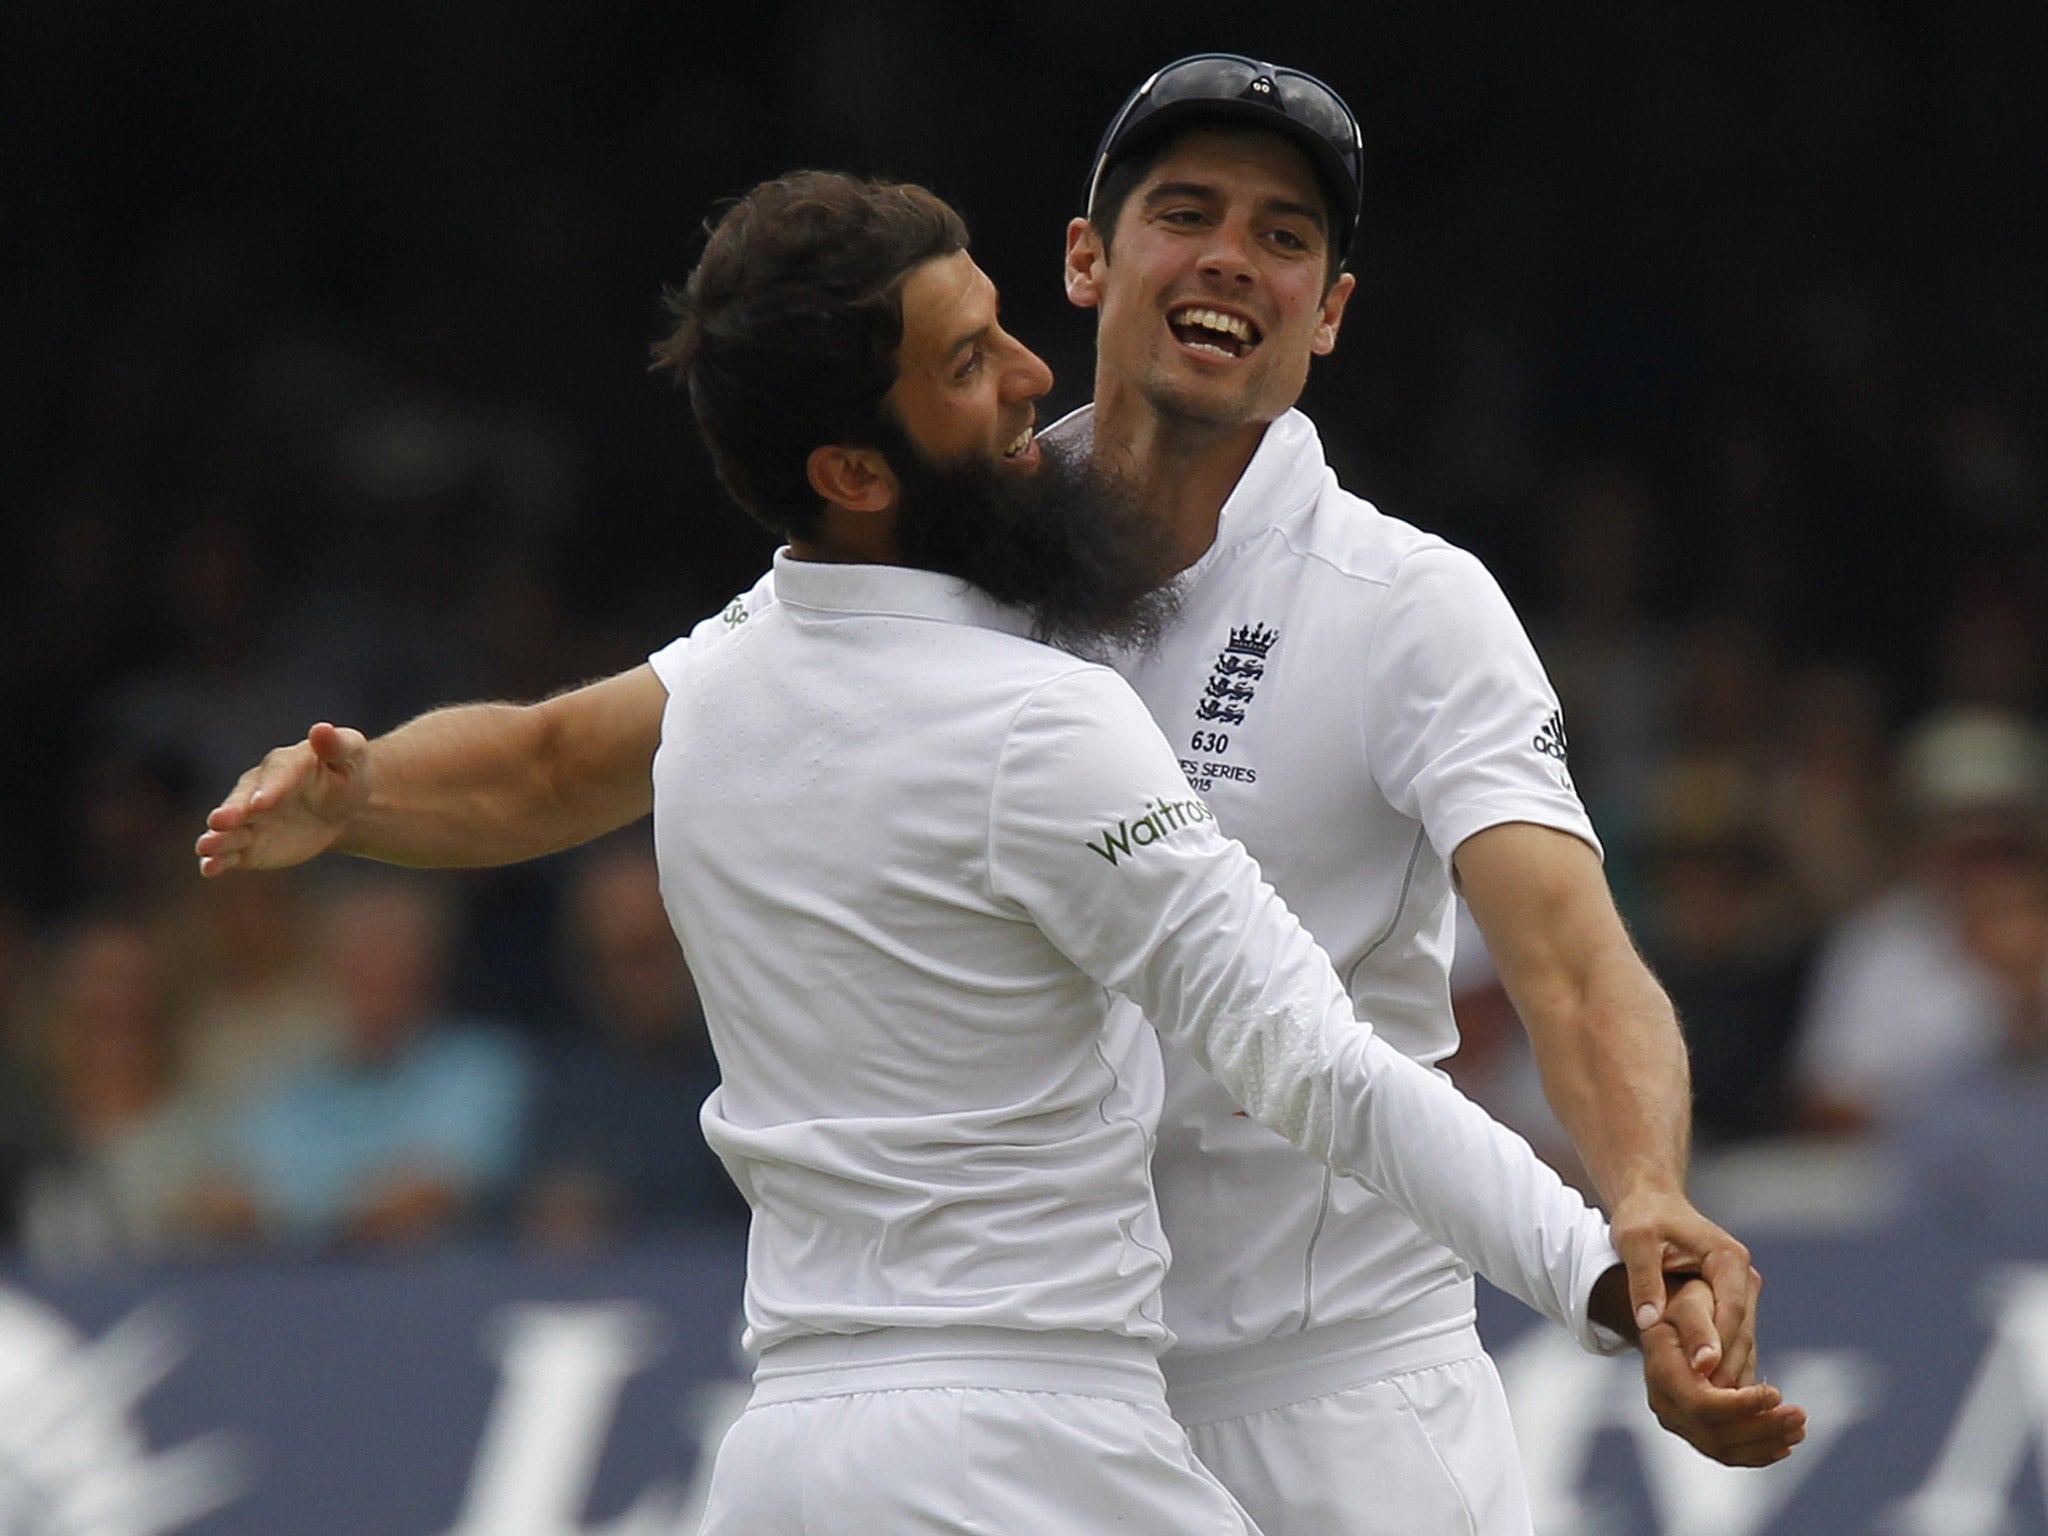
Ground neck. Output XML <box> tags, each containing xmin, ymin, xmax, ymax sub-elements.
<box><xmin>789</xmin><ymin>508</ymin><xmax>902</xmax><ymax>566</ymax></box>
<box><xmin>1091</xmin><ymin>376</ymin><xmax>1269</xmax><ymax>574</ymax></box>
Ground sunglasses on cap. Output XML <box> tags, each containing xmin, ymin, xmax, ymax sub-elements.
<box><xmin>1085</xmin><ymin>53</ymin><xmax>1364</xmax><ymax>260</ymax></box>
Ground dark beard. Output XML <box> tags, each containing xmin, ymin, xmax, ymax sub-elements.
<box><xmin>889</xmin><ymin>432</ymin><xmax>1181</xmax><ymax>659</ymax></box>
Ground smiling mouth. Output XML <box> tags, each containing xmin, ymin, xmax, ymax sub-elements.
<box><xmin>1167</xmin><ymin>305</ymin><xmax>1263</xmax><ymax>359</ymax></box>
<box><xmin>1003</xmin><ymin>425</ymin><xmax>1035</xmax><ymax>458</ymax></box>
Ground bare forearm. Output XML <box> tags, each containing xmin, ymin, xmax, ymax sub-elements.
<box><xmin>1517</xmin><ymin>950</ymin><xmax>1692</xmax><ymax>1208</ymax></box>
<box><xmin>338</xmin><ymin>702</ymin><xmax>632</xmax><ymax>866</ymax></box>
<box><xmin>196</xmin><ymin>667</ymin><xmax>665</xmax><ymax>878</ymax></box>
<box><xmin>1459</xmin><ymin>824</ymin><xmax>1759</xmax><ymax>1376</ymax></box>
<box><xmin>1456</xmin><ymin>822</ymin><xmax>1692</xmax><ymax>1206</ymax></box>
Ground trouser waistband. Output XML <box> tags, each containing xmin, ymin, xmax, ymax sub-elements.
<box><xmin>750</xmin><ymin>1327</ymin><xmax>1168</xmax><ymax>1406</ymax></box>
<box><xmin>1164</xmin><ymin>1291</ymin><xmax>1482</xmax><ymax>1426</ymax></box>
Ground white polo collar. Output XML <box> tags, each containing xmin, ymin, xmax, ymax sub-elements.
<box><xmin>1204</xmin><ymin>408</ymin><xmax>1328</xmax><ymax>552</ymax></box>
<box><xmin>771</xmin><ymin>549</ymin><xmax>1037</xmax><ymax>638</ymax></box>
<box><xmin>1040</xmin><ymin>406</ymin><xmax>1329</xmax><ymax>577</ymax></box>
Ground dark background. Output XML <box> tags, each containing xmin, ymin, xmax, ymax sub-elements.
<box><xmin>2</xmin><ymin>0</ymin><xmax>2046</xmax><ymax>1167</ymax></box>
<box><xmin>9</xmin><ymin>7</ymin><xmax>2044</xmax><ymax>817</ymax></box>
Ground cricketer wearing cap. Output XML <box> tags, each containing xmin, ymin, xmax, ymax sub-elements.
<box><xmin>199</xmin><ymin>170</ymin><xmax>1674</xmax><ymax>1534</ymax></box>
<box><xmin>1050</xmin><ymin>53</ymin><xmax>1803</xmax><ymax>1534</ymax></box>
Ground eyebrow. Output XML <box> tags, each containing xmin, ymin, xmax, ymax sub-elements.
<box><xmin>1143</xmin><ymin>180</ymin><xmax>1329</xmax><ymax>233</ymax></box>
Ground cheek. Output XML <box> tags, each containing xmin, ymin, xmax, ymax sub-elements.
<box><xmin>1104</xmin><ymin>294</ymin><xmax>1174</xmax><ymax>369</ymax></box>
<box><xmin>939</xmin><ymin>389</ymin><xmax>1004</xmax><ymax>451</ymax></box>
<box><xmin>1097</xmin><ymin>263</ymin><xmax>1166</xmax><ymax>336</ymax></box>
<box><xmin>899</xmin><ymin>386</ymin><xmax>978</xmax><ymax>453</ymax></box>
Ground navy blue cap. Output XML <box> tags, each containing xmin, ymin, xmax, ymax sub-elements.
<box><xmin>1086</xmin><ymin>54</ymin><xmax>1364</xmax><ymax>261</ymax></box>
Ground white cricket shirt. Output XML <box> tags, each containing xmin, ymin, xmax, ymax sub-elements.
<box><xmin>648</xmin><ymin>552</ymin><xmax>1616</xmax><ymax>1359</ymax></box>
<box><xmin>1051</xmin><ymin>406</ymin><xmax>1604</xmax><ymax>1364</ymax></box>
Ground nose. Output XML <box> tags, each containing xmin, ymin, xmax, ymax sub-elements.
<box><xmin>1004</xmin><ymin>337</ymin><xmax>1055</xmax><ymax>403</ymax></box>
<box><xmin>1198</xmin><ymin>216</ymin><xmax>1258</xmax><ymax>286</ymax></box>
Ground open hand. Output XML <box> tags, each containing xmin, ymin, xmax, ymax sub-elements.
<box><xmin>194</xmin><ymin>722</ymin><xmax>372</xmax><ymax>876</ymax></box>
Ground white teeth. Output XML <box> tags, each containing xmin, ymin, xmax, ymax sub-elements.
<box><xmin>1004</xmin><ymin>427</ymin><xmax>1034</xmax><ymax>457</ymax></box>
<box><xmin>1170</xmin><ymin>306</ymin><xmax>1255</xmax><ymax>344</ymax></box>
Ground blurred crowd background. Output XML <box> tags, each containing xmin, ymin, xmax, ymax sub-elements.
<box><xmin>3</xmin><ymin>0</ymin><xmax>2045</xmax><ymax>1271</ymax></box>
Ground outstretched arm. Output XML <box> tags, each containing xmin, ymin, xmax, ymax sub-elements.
<box><xmin>195</xmin><ymin>665</ymin><xmax>666</xmax><ymax>874</ymax></box>
<box><xmin>1455</xmin><ymin>820</ymin><xmax>1759</xmax><ymax>1382</ymax></box>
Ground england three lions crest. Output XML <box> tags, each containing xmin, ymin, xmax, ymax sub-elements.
<box><xmin>1194</xmin><ymin>623</ymin><xmax>1278</xmax><ymax>728</ymax></box>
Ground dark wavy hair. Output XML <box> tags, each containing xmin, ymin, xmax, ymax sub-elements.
<box><xmin>651</xmin><ymin>172</ymin><xmax>970</xmax><ymax>540</ymax></box>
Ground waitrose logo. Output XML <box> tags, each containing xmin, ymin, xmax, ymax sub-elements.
<box><xmin>1084</xmin><ymin>796</ymin><xmax>1216</xmax><ymax>865</ymax></box>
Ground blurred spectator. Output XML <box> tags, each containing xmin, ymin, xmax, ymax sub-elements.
<box><xmin>1530</xmin><ymin>459</ymin><xmax>1676</xmax><ymax>829</ymax></box>
<box><xmin>166</xmin><ymin>869</ymin><xmax>346</xmax><ymax>1116</ymax></box>
<box><xmin>17</xmin><ymin>918</ymin><xmax>247</xmax><ymax>1267</ymax></box>
<box><xmin>1893</xmin><ymin>838</ymin><xmax>2048</xmax><ymax>1242</ymax></box>
<box><xmin>96</xmin><ymin>508</ymin><xmax>368</xmax><ymax>804</ymax></box>
<box><xmin>1760</xmin><ymin>664</ymin><xmax>1895</xmax><ymax>923</ymax></box>
<box><xmin>1637</xmin><ymin>757</ymin><xmax>1813</xmax><ymax>1145</ymax></box>
<box><xmin>0</xmin><ymin>900</ymin><xmax>56</xmax><ymax>1248</ymax></box>
<box><xmin>64</xmin><ymin>748</ymin><xmax>204</xmax><ymax>922</ymax></box>
<box><xmin>1793</xmin><ymin>707</ymin><xmax>2048</xmax><ymax>1134</ymax></box>
<box><xmin>1693</xmin><ymin>410</ymin><xmax>1804</xmax><ymax>635</ymax></box>
<box><xmin>1931</xmin><ymin>568</ymin><xmax>2045</xmax><ymax>716</ymax></box>
<box><xmin>227</xmin><ymin>877</ymin><xmax>530</xmax><ymax>1251</ymax></box>
<box><xmin>1668</xmin><ymin>616</ymin><xmax>1781</xmax><ymax>766</ymax></box>
<box><xmin>520</xmin><ymin>843</ymin><xmax>742</xmax><ymax>1251</ymax></box>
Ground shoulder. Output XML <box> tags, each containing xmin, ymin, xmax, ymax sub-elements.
<box><xmin>995</xmin><ymin>658</ymin><xmax>1181</xmax><ymax>799</ymax></box>
<box><xmin>1005</xmin><ymin>651</ymin><xmax>1155</xmax><ymax>738</ymax></box>
<box><xmin>647</xmin><ymin>568</ymin><xmax>780</xmax><ymax>684</ymax></box>
<box><xmin>1301</xmin><ymin>505</ymin><xmax>1526</xmax><ymax>666</ymax></box>
<box><xmin>1274</xmin><ymin>465</ymin><xmax>1492</xmax><ymax>606</ymax></box>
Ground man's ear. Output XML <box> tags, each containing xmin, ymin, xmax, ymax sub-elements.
<box><xmin>1310</xmin><ymin>271</ymin><xmax>1358</xmax><ymax>358</ymax></box>
<box><xmin>1065</xmin><ymin>217</ymin><xmax>1109</xmax><ymax>310</ymax></box>
<box><xmin>806</xmin><ymin>444</ymin><xmax>898</xmax><ymax>514</ymax></box>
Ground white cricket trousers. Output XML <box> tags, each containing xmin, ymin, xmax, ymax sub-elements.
<box><xmin>698</xmin><ymin>1326</ymin><xmax>1263</xmax><ymax>1535</ymax></box>
<box><xmin>1172</xmin><ymin>1319</ymin><xmax>1532</xmax><ymax>1536</ymax></box>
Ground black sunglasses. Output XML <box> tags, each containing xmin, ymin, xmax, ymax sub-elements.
<box><xmin>1086</xmin><ymin>53</ymin><xmax>1364</xmax><ymax>251</ymax></box>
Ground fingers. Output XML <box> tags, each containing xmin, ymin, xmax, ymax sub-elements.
<box><xmin>307</xmin><ymin>721</ymin><xmax>367</xmax><ymax>768</ymax></box>
<box><xmin>1708</xmin><ymin>1265</ymin><xmax>1762</xmax><ymax>1388</ymax></box>
<box><xmin>194</xmin><ymin>829</ymin><xmax>246</xmax><ymax>877</ymax></box>
<box><xmin>196</xmin><ymin>764</ymin><xmax>270</xmax><ymax>874</ymax></box>
<box><xmin>1613</xmin><ymin>1223</ymin><xmax>1669</xmax><ymax>1334</ymax></box>
<box><xmin>1642</xmin><ymin>1322</ymin><xmax>1806</xmax><ymax>1467</ymax></box>
<box><xmin>1661</xmin><ymin>1280</ymin><xmax>1721</xmax><ymax>1376</ymax></box>
<box><xmin>203</xmin><ymin>762</ymin><xmax>269</xmax><ymax>832</ymax></box>
<box><xmin>193</xmin><ymin>724</ymin><xmax>365</xmax><ymax>877</ymax></box>
<box><xmin>1697</xmin><ymin>1252</ymin><xmax>1760</xmax><ymax>1388</ymax></box>
<box><xmin>246</xmin><ymin>726</ymin><xmax>343</xmax><ymax>813</ymax></box>
<box><xmin>1612</xmin><ymin>1193</ymin><xmax>1757</xmax><ymax>1376</ymax></box>
<box><xmin>1697</xmin><ymin>1401</ymin><xmax>1806</xmax><ymax>1468</ymax></box>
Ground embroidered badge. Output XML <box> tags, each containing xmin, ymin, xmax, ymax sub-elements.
<box><xmin>1195</xmin><ymin>623</ymin><xmax>1278</xmax><ymax>727</ymax></box>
